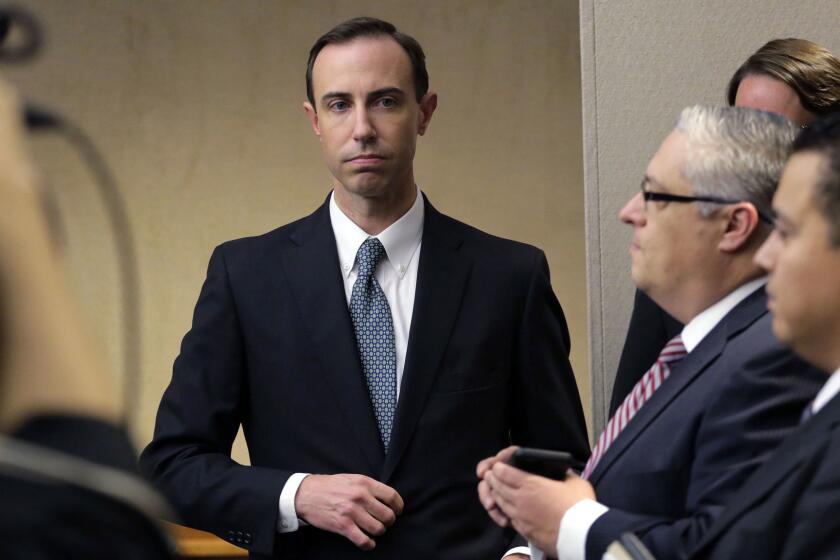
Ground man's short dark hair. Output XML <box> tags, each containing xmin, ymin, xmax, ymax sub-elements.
<box><xmin>792</xmin><ymin>112</ymin><xmax>840</xmax><ymax>245</ymax></box>
<box><xmin>727</xmin><ymin>38</ymin><xmax>840</xmax><ymax>118</ymax></box>
<box><xmin>306</xmin><ymin>17</ymin><xmax>429</xmax><ymax>107</ymax></box>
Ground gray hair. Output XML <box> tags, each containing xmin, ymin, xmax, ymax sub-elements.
<box><xmin>676</xmin><ymin>105</ymin><xmax>798</xmax><ymax>224</ymax></box>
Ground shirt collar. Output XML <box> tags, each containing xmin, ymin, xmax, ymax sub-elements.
<box><xmin>329</xmin><ymin>188</ymin><xmax>424</xmax><ymax>279</ymax></box>
<box><xmin>812</xmin><ymin>367</ymin><xmax>840</xmax><ymax>415</ymax></box>
<box><xmin>680</xmin><ymin>276</ymin><xmax>767</xmax><ymax>353</ymax></box>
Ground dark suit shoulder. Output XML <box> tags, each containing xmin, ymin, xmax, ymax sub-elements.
<box><xmin>217</xmin><ymin>214</ymin><xmax>313</xmax><ymax>255</ymax></box>
<box><xmin>716</xmin><ymin>313</ymin><xmax>822</xmax><ymax>393</ymax></box>
<box><xmin>432</xmin><ymin>212</ymin><xmax>546</xmax><ymax>280</ymax></box>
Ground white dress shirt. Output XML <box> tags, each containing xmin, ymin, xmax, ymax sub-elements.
<box><xmin>277</xmin><ymin>189</ymin><xmax>423</xmax><ymax>533</ymax></box>
<box><xmin>811</xmin><ymin>367</ymin><xmax>840</xmax><ymax>415</ymax></box>
<box><xmin>532</xmin><ymin>277</ymin><xmax>768</xmax><ymax>560</ymax></box>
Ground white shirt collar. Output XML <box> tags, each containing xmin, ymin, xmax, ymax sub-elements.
<box><xmin>680</xmin><ymin>277</ymin><xmax>767</xmax><ymax>353</ymax></box>
<box><xmin>329</xmin><ymin>188</ymin><xmax>424</xmax><ymax>279</ymax></box>
<box><xmin>812</xmin><ymin>367</ymin><xmax>840</xmax><ymax>415</ymax></box>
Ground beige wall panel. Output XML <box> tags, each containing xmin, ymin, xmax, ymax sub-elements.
<box><xmin>581</xmin><ymin>0</ymin><xmax>840</xmax><ymax>433</ymax></box>
<box><xmin>8</xmin><ymin>0</ymin><xmax>589</xmax><ymax>459</ymax></box>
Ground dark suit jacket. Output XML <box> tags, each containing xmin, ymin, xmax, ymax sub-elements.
<box><xmin>1</xmin><ymin>416</ymin><xmax>173</xmax><ymax>559</ymax></box>
<box><xmin>689</xmin><ymin>388</ymin><xmax>840</xmax><ymax>560</ymax></box>
<box><xmin>611</xmin><ymin>290</ymin><xmax>682</xmax><ymax>415</ymax></box>
<box><xmin>584</xmin><ymin>288</ymin><xmax>823</xmax><ymax>560</ymax></box>
<box><xmin>140</xmin><ymin>195</ymin><xmax>589</xmax><ymax>559</ymax></box>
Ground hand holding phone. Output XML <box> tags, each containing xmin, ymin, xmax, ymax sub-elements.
<box><xmin>505</xmin><ymin>447</ymin><xmax>582</xmax><ymax>480</ymax></box>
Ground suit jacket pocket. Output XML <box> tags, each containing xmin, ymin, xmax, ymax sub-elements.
<box><xmin>431</xmin><ymin>364</ymin><xmax>503</xmax><ymax>395</ymax></box>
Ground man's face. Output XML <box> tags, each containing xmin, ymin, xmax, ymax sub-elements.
<box><xmin>304</xmin><ymin>36</ymin><xmax>436</xmax><ymax>202</ymax></box>
<box><xmin>735</xmin><ymin>73</ymin><xmax>816</xmax><ymax>127</ymax></box>
<box><xmin>619</xmin><ymin>131</ymin><xmax>720</xmax><ymax>308</ymax></box>
<box><xmin>755</xmin><ymin>152</ymin><xmax>840</xmax><ymax>369</ymax></box>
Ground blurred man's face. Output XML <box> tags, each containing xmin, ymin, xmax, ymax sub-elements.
<box><xmin>735</xmin><ymin>73</ymin><xmax>816</xmax><ymax>127</ymax></box>
<box><xmin>303</xmin><ymin>36</ymin><xmax>435</xmax><ymax>204</ymax></box>
<box><xmin>619</xmin><ymin>130</ymin><xmax>720</xmax><ymax>313</ymax></box>
<box><xmin>755</xmin><ymin>151</ymin><xmax>840</xmax><ymax>370</ymax></box>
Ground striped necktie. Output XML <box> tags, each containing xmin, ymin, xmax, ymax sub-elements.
<box><xmin>582</xmin><ymin>335</ymin><xmax>687</xmax><ymax>480</ymax></box>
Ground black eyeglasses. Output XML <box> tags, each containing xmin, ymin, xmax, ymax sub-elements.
<box><xmin>640</xmin><ymin>178</ymin><xmax>773</xmax><ymax>224</ymax></box>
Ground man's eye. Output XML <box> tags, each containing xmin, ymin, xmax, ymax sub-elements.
<box><xmin>329</xmin><ymin>101</ymin><xmax>349</xmax><ymax>112</ymax></box>
<box><xmin>376</xmin><ymin>97</ymin><xmax>397</xmax><ymax>108</ymax></box>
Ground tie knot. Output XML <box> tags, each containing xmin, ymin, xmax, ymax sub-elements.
<box><xmin>658</xmin><ymin>334</ymin><xmax>687</xmax><ymax>364</ymax></box>
<box><xmin>356</xmin><ymin>237</ymin><xmax>387</xmax><ymax>278</ymax></box>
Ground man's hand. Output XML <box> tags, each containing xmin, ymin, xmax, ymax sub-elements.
<box><xmin>486</xmin><ymin>462</ymin><xmax>595</xmax><ymax>553</ymax></box>
<box><xmin>477</xmin><ymin>445</ymin><xmax>519</xmax><ymax>527</ymax></box>
<box><xmin>295</xmin><ymin>473</ymin><xmax>404</xmax><ymax>550</ymax></box>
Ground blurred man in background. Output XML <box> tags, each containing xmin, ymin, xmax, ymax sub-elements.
<box><xmin>0</xmin><ymin>79</ymin><xmax>171</xmax><ymax>557</ymax></box>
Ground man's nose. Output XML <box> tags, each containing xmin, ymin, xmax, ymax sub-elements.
<box><xmin>353</xmin><ymin>107</ymin><xmax>376</xmax><ymax>143</ymax></box>
<box><xmin>754</xmin><ymin>229</ymin><xmax>780</xmax><ymax>272</ymax></box>
<box><xmin>619</xmin><ymin>192</ymin><xmax>646</xmax><ymax>226</ymax></box>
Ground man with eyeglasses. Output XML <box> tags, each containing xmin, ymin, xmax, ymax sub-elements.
<box><xmin>613</xmin><ymin>38</ymin><xmax>840</xmax><ymax>423</ymax></box>
<box><xmin>477</xmin><ymin>105</ymin><xmax>823</xmax><ymax>560</ymax></box>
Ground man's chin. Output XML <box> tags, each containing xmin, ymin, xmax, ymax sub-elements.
<box><xmin>770</xmin><ymin>316</ymin><xmax>793</xmax><ymax>347</ymax></box>
<box><xmin>334</xmin><ymin>177</ymin><xmax>388</xmax><ymax>198</ymax></box>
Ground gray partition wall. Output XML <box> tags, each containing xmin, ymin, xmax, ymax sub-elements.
<box><xmin>581</xmin><ymin>0</ymin><xmax>840</xmax><ymax>435</ymax></box>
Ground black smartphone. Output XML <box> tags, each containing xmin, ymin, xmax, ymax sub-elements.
<box><xmin>506</xmin><ymin>447</ymin><xmax>581</xmax><ymax>480</ymax></box>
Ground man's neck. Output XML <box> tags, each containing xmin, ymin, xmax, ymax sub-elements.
<box><xmin>333</xmin><ymin>183</ymin><xmax>417</xmax><ymax>236</ymax></box>
<box><xmin>657</xmin><ymin>264</ymin><xmax>765</xmax><ymax>325</ymax></box>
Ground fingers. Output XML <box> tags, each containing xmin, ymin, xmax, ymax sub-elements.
<box><xmin>368</xmin><ymin>478</ymin><xmax>405</xmax><ymax>516</ymax></box>
<box><xmin>478</xmin><ymin>479</ymin><xmax>510</xmax><ymax>527</ymax></box>
<box><xmin>343</xmin><ymin>522</ymin><xmax>376</xmax><ymax>550</ymax></box>
<box><xmin>295</xmin><ymin>474</ymin><xmax>403</xmax><ymax>550</ymax></box>
<box><xmin>477</xmin><ymin>445</ymin><xmax>519</xmax><ymax>478</ymax></box>
<box><xmin>492</xmin><ymin>460</ymin><xmax>527</xmax><ymax>487</ymax></box>
<box><xmin>362</xmin><ymin>490</ymin><xmax>399</xmax><ymax>529</ymax></box>
<box><xmin>487</xmin><ymin>471</ymin><xmax>516</xmax><ymax>517</ymax></box>
<box><xmin>476</xmin><ymin>456</ymin><xmax>495</xmax><ymax>478</ymax></box>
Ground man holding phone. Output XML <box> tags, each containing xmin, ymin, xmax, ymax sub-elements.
<box><xmin>477</xmin><ymin>106</ymin><xmax>824</xmax><ymax>560</ymax></box>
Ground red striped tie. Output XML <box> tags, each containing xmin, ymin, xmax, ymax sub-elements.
<box><xmin>582</xmin><ymin>335</ymin><xmax>687</xmax><ymax>480</ymax></box>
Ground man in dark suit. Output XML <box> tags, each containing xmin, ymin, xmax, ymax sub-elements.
<box><xmin>140</xmin><ymin>17</ymin><xmax>588</xmax><ymax>560</ymax></box>
<box><xmin>688</xmin><ymin>113</ymin><xmax>840</xmax><ymax>560</ymax></box>
<box><xmin>612</xmin><ymin>38</ymin><xmax>840</xmax><ymax>415</ymax></box>
<box><xmin>477</xmin><ymin>106</ymin><xmax>823</xmax><ymax>560</ymax></box>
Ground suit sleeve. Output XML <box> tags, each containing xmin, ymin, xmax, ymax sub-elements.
<box><xmin>510</xmin><ymin>250</ymin><xmax>590</xmax><ymax>462</ymax></box>
<box><xmin>139</xmin><ymin>246</ymin><xmax>290</xmax><ymax>556</ymax></box>
<box><xmin>586</xmin><ymin>337</ymin><xmax>822</xmax><ymax>560</ymax></box>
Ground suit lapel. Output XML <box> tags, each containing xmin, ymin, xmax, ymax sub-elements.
<box><xmin>277</xmin><ymin>199</ymin><xmax>384</xmax><ymax>471</ymax></box>
<box><xmin>381</xmin><ymin>198</ymin><xmax>472</xmax><ymax>482</ymax></box>
<box><xmin>695</xmin><ymin>393</ymin><xmax>840</xmax><ymax>552</ymax></box>
<box><xmin>590</xmin><ymin>289</ymin><xmax>769</xmax><ymax>485</ymax></box>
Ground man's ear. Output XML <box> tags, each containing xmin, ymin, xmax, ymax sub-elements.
<box><xmin>719</xmin><ymin>203</ymin><xmax>760</xmax><ymax>253</ymax></box>
<box><xmin>303</xmin><ymin>101</ymin><xmax>321</xmax><ymax>138</ymax></box>
<box><xmin>417</xmin><ymin>91</ymin><xmax>437</xmax><ymax>136</ymax></box>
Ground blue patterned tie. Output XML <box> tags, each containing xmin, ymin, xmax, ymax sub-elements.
<box><xmin>349</xmin><ymin>238</ymin><xmax>397</xmax><ymax>452</ymax></box>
